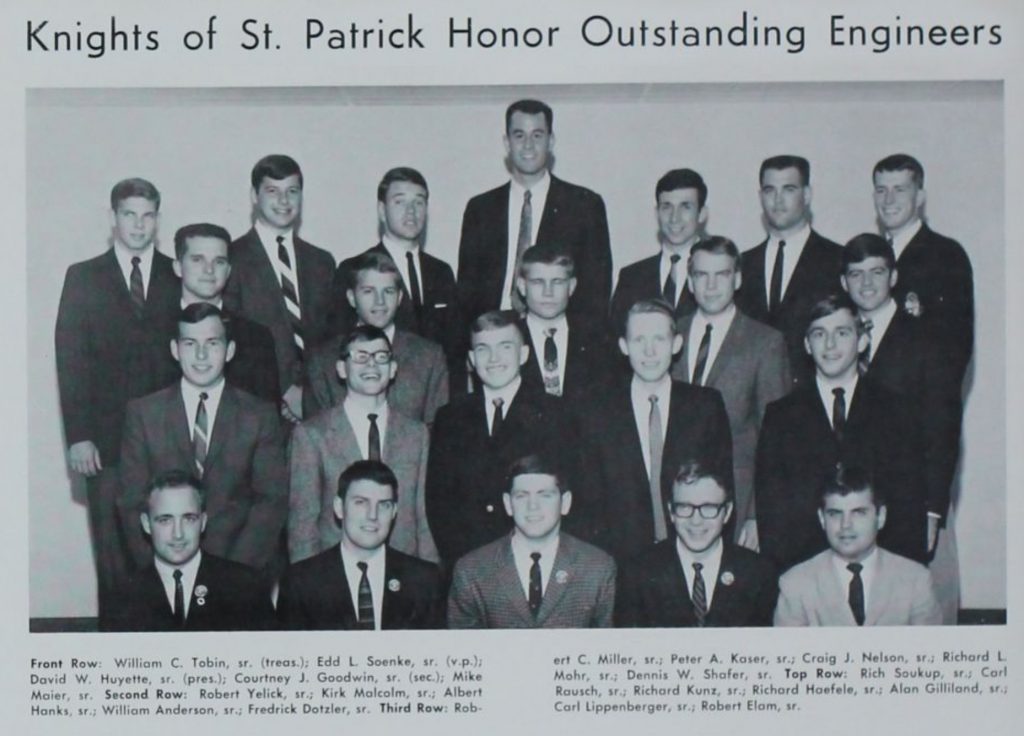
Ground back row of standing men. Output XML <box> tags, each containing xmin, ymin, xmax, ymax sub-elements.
<box><xmin>55</xmin><ymin>98</ymin><xmax>973</xmax><ymax>625</ymax></box>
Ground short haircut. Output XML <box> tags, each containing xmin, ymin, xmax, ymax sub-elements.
<box><xmin>672</xmin><ymin>460</ymin><xmax>734</xmax><ymax>503</ymax></box>
<box><xmin>469</xmin><ymin>310</ymin><xmax>524</xmax><ymax>341</ymax></box>
<box><xmin>110</xmin><ymin>178</ymin><xmax>161</xmax><ymax>211</ymax></box>
<box><xmin>688</xmin><ymin>235</ymin><xmax>742</xmax><ymax>271</ymax></box>
<box><xmin>174</xmin><ymin>222</ymin><xmax>232</xmax><ymax>261</ymax></box>
<box><xmin>842</xmin><ymin>233</ymin><xmax>896</xmax><ymax>272</ymax></box>
<box><xmin>144</xmin><ymin>469</ymin><xmax>205</xmax><ymax>511</ymax></box>
<box><xmin>655</xmin><ymin>168</ymin><xmax>708</xmax><ymax>209</ymax></box>
<box><xmin>504</xmin><ymin>453</ymin><xmax>568</xmax><ymax>495</ymax></box>
<box><xmin>338</xmin><ymin>324</ymin><xmax>392</xmax><ymax>359</ymax></box>
<box><xmin>377</xmin><ymin>167</ymin><xmax>429</xmax><ymax>203</ymax></box>
<box><xmin>759</xmin><ymin>155</ymin><xmax>811</xmax><ymax>186</ymax></box>
<box><xmin>336</xmin><ymin>460</ymin><xmax>399</xmax><ymax>502</ymax></box>
<box><xmin>820</xmin><ymin>464</ymin><xmax>886</xmax><ymax>509</ymax></box>
<box><xmin>178</xmin><ymin>302</ymin><xmax>232</xmax><ymax>341</ymax></box>
<box><xmin>518</xmin><ymin>243</ymin><xmax>575</xmax><ymax>278</ymax></box>
<box><xmin>873</xmin><ymin>153</ymin><xmax>925</xmax><ymax>187</ymax></box>
<box><xmin>346</xmin><ymin>251</ymin><xmax>402</xmax><ymax>289</ymax></box>
<box><xmin>805</xmin><ymin>294</ymin><xmax>861</xmax><ymax>336</ymax></box>
<box><xmin>622</xmin><ymin>298</ymin><xmax>678</xmax><ymax>338</ymax></box>
<box><xmin>250</xmin><ymin>154</ymin><xmax>303</xmax><ymax>190</ymax></box>
<box><xmin>505</xmin><ymin>98</ymin><xmax>553</xmax><ymax>134</ymax></box>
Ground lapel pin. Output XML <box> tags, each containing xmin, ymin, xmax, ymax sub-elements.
<box><xmin>388</xmin><ymin>578</ymin><xmax>401</xmax><ymax>592</ymax></box>
<box><xmin>555</xmin><ymin>570</ymin><xmax>569</xmax><ymax>584</ymax></box>
<box><xmin>904</xmin><ymin>292</ymin><xmax>922</xmax><ymax>317</ymax></box>
<box><xmin>194</xmin><ymin>584</ymin><xmax>208</xmax><ymax>599</ymax></box>
<box><xmin>720</xmin><ymin>571</ymin><xmax>735</xmax><ymax>586</ymax></box>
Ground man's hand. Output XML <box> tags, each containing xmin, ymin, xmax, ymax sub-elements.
<box><xmin>927</xmin><ymin>515</ymin><xmax>940</xmax><ymax>554</ymax></box>
<box><xmin>68</xmin><ymin>441</ymin><xmax>102</xmax><ymax>477</ymax></box>
<box><xmin>737</xmin><ymin>519</ymin><xmax>759</xmax><ymax>552</ymax></box>
<box><xmin>281</xmin><ymin>385</ymin><xmax>304</xmax><ymax>424</ymax></box>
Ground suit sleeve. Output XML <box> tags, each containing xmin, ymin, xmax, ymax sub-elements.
<box><xmin>747</xmin><ymin>331</ymin><xmax>793</xmax><ymax>521</ymax></box>
<box><xmin>920</xmin><ymin>339</ymin><xmax>963</xmax><ymax>521</ymax></box>
<box><xmin>753</xmin><ymin>403</ymin><xmax>786</xmax><ymax>563</ymax></box>
<box><xmin>576</xmin><ymin>193</ymin><xmax>613</xmax><ymax>323</ymax></box>
<box><xmin>425</xmin><ymin>409</ymin><xmax>459</xmax><ymax>565</ymax></box>
<box><xmin>54</xmin><ymin>265</ymin><xmax>97</xmax><ymax>449</ymax></box>
<box><xmin>909</xmin><ymin>567</ymin><xmax>943</xmax><ymax>626</ymax></box>
<box><xmin>772</xmin><ymin>574</ymin><xmax>809</xmax><ymax>626</ymax></box>
<box><xmin>276</xmin><ymin>570</ymin><xmax>310</xmax><ymax>630</ymax></box>
<box><xmin>287</xmin><ymin>423</ymin><xmax>326</xmax><ymax>563</ymax></box>
<box><xmin>230</xmin><ymin>407</ymin><xmax>288</xmax><ymax>570</ymax></box>
<box><xmin>303</xmin><ymin>346</ymin><xmax>335</xmax><ymax>419</ymax></box>
<box><xmin>423</xmin><ymin>346</ymin><xmax>450</xmax><ymax>428</ymax></box>
<box><xmin>413</xmin><ymin>428</ymin><xmax>440</xmax><ymax>564</ymax></box>
<box><xmin>118</xmin><ymin>401</ymin><xmax>154</xmax><ymax>569</ymax></box>
<box><xmin>591</xmin><ymin>558</ymin><xmax>617</xmax><ymax>628</ymax></box>
<box><xmin>938</xmin><ymin>243</ymin><xmax>975</xmax><ymax>379</ymax></box>
<box><xmin>446</xmin><ymin>560</ymin><xmax>485</xmax><ymax>629</ymax></box>
<box><xmin>704</xmin><ymin>390</ymin><xmax>734</xmax><ymax>494</ymax></box>
<box><xmin>612</xmin><ymin>560</ymin><xmax>641</xmax><ymax>627</ymax></box>
<box><xmin>327</xmin><ymin>261</ymin><xmax>357</xmax><ymax>339</ymax></box>
<box><xmin>751</xmin><ymin>562</ymin><xmax>781</xmax><ymax>627</ymax></box>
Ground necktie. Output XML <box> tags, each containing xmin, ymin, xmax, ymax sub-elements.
<box><xmin>858</xmin><ymin>318</ymin><xmax>874</xmax><ymax>375</ymax></box>
<box><xmin>528</xmin><ymin>552</ymin><xmax>543</xmax><ymax>617</ymax></box>
<box><xmin>129</xmin><ymin>256</ymin><xmax>145</xmax><ymax>318</ymax></box>
<box><xmin>172</xmin><ymin>569</ymin><xmax>185</xmax><ymax>628</ymax></box>
<box><xmin>367</xmin><ymin>413</ymin><xmax>381</xmax><ymax>461</ymax></box>
<box><xmin>192</xmin><ymin>392</ymin><xmax>209</xmax><ymax>478</ymax></box>
<box><xmin>663</xmin><ymin>254</ymin><xmax>681</xmax><ymax>307</ymax></box>
<box><xmin>847</xmin><ymin>562</ymin><xmax>865</xmax><ymax>625</ymax></box>
<box><xmin>490</xmin><ymin>398</ymin><xmax>504</xmax><ymax>437</ymax></box>
<box><xmin>405</xmin><ymin>251</ymin><xmax>423</xmax><ymax>331</ymax></box>
<box><xmin>356</xmin><ymin>561</ymin><xmax>374</xmax><ymax>629</ymax></box>
<box><xmin>768</xmin><ymin>240</ymin><xmax>786</xmax><ymax>314</ymax></box>
<box><xmin>543</xmin><ymin>328</ymin><xmax>561</xmax><ymax>396</ymax></box>
<box><xmin>691</xmin><ymin>324</ymin><xmax>713</xmax><ymax>386</ymax></box>
<box><xmin>832</xmin><ymin>387</ymin><xmax>847</xmax><ymax>442</ymax></box>
<box><xmin>647</xmin><ymin>395</ymin><xmax>669</xmax><ymax>542</ymax></box>
<box><xmin>691</xmin><ymin>562</ymin><xmax>707</xmax><ymax>627</ymax></box>
<box><xmin>510</xmin><ymin>190</ymin><xmax>532</xmax><ymax>311</ymax></box>
<box><xmin>277</xmin><ymin>235</ymin><xmax>304</xmax><ymax>358</ymax></box>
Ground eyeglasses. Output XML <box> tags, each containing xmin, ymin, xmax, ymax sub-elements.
<box><xmin>346</xmin><ymin>350</ymin><xmax>393</xmax><ymax>365</ymax></box>
<box><xmin>670</xmin><ymin>502</ymin><xmax>728</xmax><ymax>519</ymax></box>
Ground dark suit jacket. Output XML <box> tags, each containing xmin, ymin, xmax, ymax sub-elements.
<box><xmin>99</xmin><ymin>553</ymin><xmax>275</xmax><ymax>632</ymax></box>
<box><xmin>456</xmin><ymin>175</ymin><xmax>612</xmax><ymax>346</ymax></box>
<box><xmin>278</xmin><ymin>545</ymin><xmax>444</xmax><ymax>630</ymax></box>
<box><xmin>735</xmin><ymin>230</ymin><xmax>843</xmax><ymax>385</ymax></box>
<box><xmin>118</xmin><ymin>384</ymin><xmax>288</xmax><ymax>571</ymax></box>
<box><xmin>519</xmin><ymin>315</ymin><xmax>613</xmax><ymax>405</ymax></box>
<box><xmin>223</xmin><ymin>228</ymin><xmax>335</xmax><ymax>392</ymax></box>
<box><xmin>55</xmin><ymin>249</ymin><xmax>180</xmax><ymax>464</ymax></box>
<box><xmin>448</xmin><ymin>533</ymin><xmax>615</xmax><ymax>629</ymax></box>
<box><xmin>578</xmin><ymin>380</ymin><xmax>733</xmax><ymax>562</ymax></box>
<box><xmin>305</xmin><ymin>329</ymin><xmax>449</xmax><ymax>426</ymax></box>
<box><xmin>892</xmin><ymin>223</ymin><xmax>974</xmax><ymax>381</ymax></box>
<box><xmin>426</xmin><ymin>388</ymin><xmax>575</xmax><ymax>565</ymax></box>
<box><xmin>865</xmin><ymin>310</ymin><xmax>962</xmax><ymax>522</ymax></box>
<box><xmin>755</xmin><ymin>378</ymin><xmax>928</xmax><ymax>571</ymax></box>
<box><xmin>671</xmin><ymin>310</ymin><xmax>792</xmax><ymax>535</ymax></box>
<box><xmin>610</xmin><ymin>253</ymin><xmax>695</xmax><ymax>337</ymax></box>
<box><xmin>615</xmin><ymin>541</ymin><xmax>778</xmax><ymax>627</ymax></box>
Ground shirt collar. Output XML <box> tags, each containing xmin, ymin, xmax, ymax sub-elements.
<box><xmin>381</xmin><ymin>233</ymin><xmax>419</xmax><ymax>257</ymax></box>
<box><xmin>695</xmin><ymin>303</ymin><xmax>736</xmax><ymax>331</ymax></box>
<box><xmin>254</xmin><ymin>219</ymin><xmax>292</xmax><ymax>248</ymax></box>
<box><xmin>831</xmin><ymin>545</ymin><xmax>879</xmax><ymax>578</ymax></box>
<box><xmin>154</xmin><ymin>549</ymin><xmax>202</xmax><ymax>579</ymax></box>
<box><xmin>676</xmin><ymin>536</ymin><xmax>724</xmax><ymax>568</ymax></box>
<box><xmin>483</xmin><ymin>375</ymin><xmax>522</xmax><ymax>407</ymax></box>
<box><xmin>510</xmin><ymin>170</ymin><xmax>551</xmax><ymax>199</ymax></box>
<box><xmin>888</xmin><ymin>218</ymin><xmax>923</xmax><ymax>252</ymax></box>
<box><xmin>769</xmin><ymin>221</ymin><xmax>811</xmax><ymax>249</ymax></box>
<box><xmin>511</xmin><ymin>529</ymin><xmax>561</xmax><ymax>559</ymax></box>
<box><xmin>631</xmin><ymin>373</ymin><xmax>673</xmax><ymax>405</ymax></box>
<box><xmin>181</xmin><ymin>376</ymin><xmax>226</xmax><ymax>403</ymax></box>
<box><xmin>526</xmin><ymin>312</ymin><xmax>568</xmax><ymax>335</ymax></box>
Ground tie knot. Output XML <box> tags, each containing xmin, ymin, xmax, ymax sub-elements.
<box><xmin>847</xmin><ymin>562</ymin><xmax>863</xmax><ymax>575</ymax></box>
<box><xmin>861</xmin><ymin>318</ymin><xmax>874</xmax><ymax>333</ymax></box>
<box><xmin>276</xmin><ymin>235</ymin><xmax>285</xmax><ymax>246</ymax></box>
<box><xmin>357</xmin><ymin>561</ymin><xmax>368</xmax><ymax>573</ymax></box>
<box><xmin>703</xmin><ymin>324</ymin><xmax>712</xmax><ymax>336</ymax></box>
<box><xmin>368</xmin><ymin>413</ymin><xmax>378</xmax><ymax>423</ymax></box>
<box><xmin>778</xmin><ymin>239</ymin><xmax>786</xmax><ymax>249</ymax></box>
<box><xmin>199</xmin><ymin>392</ymin><xmax>208</xmax><ymax>402</ymax></box>
<box><xmin>649</xmin><ymin>394</ymin><xmax>659</xmax><ymax>406</ymax></box>
<box><xmin>492</xmin><ymin>398</ymin><xmax>504</xmax><ymax>409</ymax></box>
<box><xmin>530</xmin><ymin>552</ymin><xmax>542</xmax><ymax>563</ymax></box>
<box><xmin>406</xmin><ymin>251</ymin><xmax>415</xmax><ymax>262</ymax></box>
<box><xmin>523</xmin><ymin>189</ymin><xmax>532</xmax><ymax>203</ymax></box>
<box><xmin>692</xmin><ymin>562</ymin><xmax>703</xmax><ymax>573</ymax></box>
<box><xmin>545</xmin><ymin>327</ymin><xmax>557</xmax><ymax>338</ymax></box>
<box><xmin>832</xmin><ymin>387</ymin><xmax>845</xmax><ymax>399</ymax></box>
<box><xmin>131</xmin><ymin>256</ymin><xmax>141</xmax><ymax>266</ymax></box>
<box><xmin>669</xmin><ymin>253</ymin><xmax>681</xmax><ymax>264</ymax></box>
<box><xmin>172</xmin><ymin>569</ymin><xmax>182</xmax><ymax>581</ymax></box>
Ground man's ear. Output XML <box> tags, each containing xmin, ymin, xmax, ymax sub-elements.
<box><xmin>200</xmin><ymin>512</ymin><xmax>208</xmax><ymax>534</ymax></box>
<box><xmin>519</xmin><ymin>343</ymin><xmax>530</xmax><ymax>366</ymax></box>
<box><xmin>170</xmin><ymin>339</ymin><xmax>180</xmax><ymax>362</ymax></box>
<box><xmin>346</xmin><ymin>289</ymin><xmax>357</xmax><ymax>310</ymax></box>
<box><xmin>336</xmin><ymin>360</ymin><xmax>348</xmax><ymax>383</ymax></box>
<box><xmin>502</xmin><ymin>493</ymin><xmax>513</xmax><ymax>518</ymax></box>
<box><xmin>618</xmin><ymin>337</ymin><xmax>629</xmax><ymax>357</ymax></box>
<box><xmin>876</xmin><ymin>504</ymin><xmax>887</xmax><ymax>531</ymax></box>
<box><xmin>173</xmin><ymin>260</ymin><xmax>182</xmax><ymax>279</ymax></box>
<box><xmin>817</xmin><ymin>508</ymin><xmax>826</xmax><ymax>531</ymax></box>
<box><xmin>333</xmin><ymin>496</ymin><xmax>345</xmax><ymax>522</ymax></box>
<box><xmin>671</xmin><ymin>333</ymin><xmax>684</xmax><ymax>355</ymax></box>
<box><xmin>225</xmin><ymin>340</ymin><xmax>237</xmax><ymax>364</ymax></box>
<box><xmin>560</xmin><ymin>491</ymin><xmax>573</xmax><ymax>517</ymax></box>
<box><xmin>140</xmin><ymin>513</ymin><xmax>151</xmax><ymax>536</ymax></box>
<box><xmin>722</xmin><ymin>501</ymin><xmax>734</xmax><ymax>526</ymax></box>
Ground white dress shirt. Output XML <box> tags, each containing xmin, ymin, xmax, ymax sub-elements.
<box><xmin>340</xmin><ymin>543</ymin><xmax>386</xmax><ymax>630</ymax></box>
<box><xmin>181</xmin><ymin>377</ymin><xmax>226</xmax><ymax>441</ymax></box>
<box><xmin>659</xmin><ymin>246</ymin><xmax>688</xmax><ymax>308</ymax></box>
<box><xmin>501</xmin><ymin>172</ymin><xmax>551</xmax><ymax>309</ymax></box>
<box><xmin>815</xmin><ymin>373</ymin><xmax>859</xmax><ymax>430</ymax></box>
<box><xmin>676</xmin><ymin>537</ymin><xmax>724</xmax><ymax>610</ymax></box>
<box><xmin>112</xmin><ymin>242</ymin><xmax>154</xmax><ymax>297</ymax></box>
<box><xmin>153</xmin><ymin>550</ymin><xmax>203</xmax><ymax>619</ymax></box>
<box><xmin>343</xmin><ymin>397</ymin><xmax>390</xmax><ymax>460</ymax></box>
<box><xmin>510</xmin><ymin>532</ymin><xmax>560</xmax><ymax>600</ymax></box>
<box><xmin>381</xmin><ymin>234</ymin><xmax>424</xmax><ymax>301</ymax></box>
<box><xmin>483</xmin><ymin>376</ymin><xmax>522</xmax><ymax>434</ymax></box>
<box><xmin>888</xmin><ymin>218</ymin><xmax>923</xmax><ymax>261</ymax></box>
<box><xmin>526</xmin><ymin>313</ymin><xmax>569</xmax><ymax>392</ymax></box>
<box><xmin>763</xmin><ymin>222</ymin><xmax>811</xmax><ymax>304</ymax></box>
<box><xmin>630</xmin><ymin>375</ymin><xmax>673</xmax><ymax>479</ymax></box>
<box><xmin>255</xmin><ymin>220</ymin><xmax>300</xmax><ymax>304</ymax></box>
<box><xmin>686</xmin><ymin>304</ymin><xmax>737</xmax><ymax>383</ymax></box>
<box><xmin>861</xmin><ymin>297</ymin><xmax>898</xmax><ymax>362</ymax></box>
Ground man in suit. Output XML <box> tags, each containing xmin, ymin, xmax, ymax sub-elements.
<box><xmin>610</xmin><ymin>168</ymin><xmax>706</xmax><ymax>333</ymax></box>
<box><xmin>329</xmin><ymin>167</ymin><xmax>459</xmax><ymax>376</ymax></box>
<box><xmin>223</xmin><ymin>154</ymin><xmax>336</xmax><ymax>422</ymax></box>
<box><xmin>872</xmin><ymin>153</ymin><xmax>974</xmax><ymax>382</ymax></box>
<box><xmin>55</xmin><ymin>177</ymin><xmax>180</xmax><ymax>615</ymax></box>
<box><xmin>516</xmin><ymin>243</ymin><xmax>612</xmax><ymax>403</ymax></box>
<box><xmin>101</xmin><ymin>470</ymin><xmax>275</xmax><ymax>632</ymax></box>
<box><xmin>756</xmin><ymin>295</ymin><xmax>928</xmax><ymax>572</ymax></box>
<box><xmin>119</xmin><ymin>304</ymin><xmax>288</xmax><ymax>579</ymax></box>
<box><xmin>616</xmin><ymin>461</ymin><xmax>777</xmax><ymax>627</ymax></box>
<box><xmin>579</xmin><ymin>300</ymin><xmax>732</xmax><ymax>562</ymax></box>
<box><xmin>734</xmin><ymin>155</ymin><xmax>843</xmax><ymax>384</ymax></box>
<box><xmin>448</xmin><ymin>454</ymin><xmax>615</xmax><ymax>629</ymax></box>
<box><xmin>307</xmin><ymin>251</ymin><xmax>449</xmax><ymax>425</ymax></box>
<box><xmin>426</xmin><ymin>311</ymin><xmax>574</xmax><ymax>566</ymax></box>
<box><xmin>289</xmin><ymin>325</ymin><xmax>436</xmax><ymax>564</ymax></box>
<box><xmin>775</xmin><ymin>466</ymin><xmax>941</xmax><ymax>626</ymax></box>
<box><xmin>457</xmin><ymin>99</ymin><xmax>612</xmax><ymax>367</ymax></box>
<box><xmin>280</xmin><ymin>460</ymin><xmax>444</xmax><ymax>630</ymax></box>
<box><xmin>172</xmin><ymin>223</ymin><xmax>279</xmax><ymax>403</ymax></box>
<box><xmin>671</xmin><ymin>236</ymin><xmax>791</xmax><ymax>550</ymax></box>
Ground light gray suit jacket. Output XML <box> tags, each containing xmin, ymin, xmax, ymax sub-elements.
<box><xmin>448</xmin><ymin>532</ymin><xmax>615</xmax><ymax>629</ymax></box>
<box><xmin>774</xmin><ymin>548</ymin><xmax>942</xmax><ymax>626</ymax></box>
<box><xmin>288</xmin><ymin>403</ymin><xmax>437</xmax><ymax>564</ymax></box>
<box><xmin>672</xmin><ymin>309</ymin><xmax>791</xmax><ymax>535</ymax></box>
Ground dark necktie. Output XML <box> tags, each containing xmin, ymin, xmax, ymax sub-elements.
<box><xmin>647</xmin><ymin>395</ymin><xmax>669</xmax><ymax>542</ymax></box>
<box><xmin>490</xmin><ymin>397</ymin><xmax>504</xmax><ymax>437</ymax></box>
<box><xmin>832</xmin><ymin>387</ymin><xmax>847</xmax><ymax>442</ymax></box>
<box><xmin>367</xmin><ymin>413</ymin><xmax>381</xmax><ymax>461</ymax></box>
<box><xmin>129</xmin><ymin>256</ymin><xmax>145</xmax><ymax>318</ymax></box>
<box><xmin>858</xmin><ymin>318</ymin><xmax>874</xmax><ymax>375</ymax></box>
<box><xmin>510</xmin><ymin>190</ymin><xmax>532</xmax><ymax>311</ymax></box>
<box><xmin>691</xmin><ymin>324</ymin><xmax>713</xmax><ymax>386</ymax></box>
<box><xmin>172</xmin><ymin>569</ymin><xmax>185</xmax><ymax>628</ymax></box>
<box><xmin>528</xmin><ymin>552</ymin><xmax>543</xmax><ymax>617</ymax></box>
<box><xmin>691</xmin><ymin>562</ymin><xmax>707</xmax><ymax>627</ymax></box>
<box><xmin>405</xmin><ymin>251</ymin><xmax>423</xmax><ymax>330</ymax></box>
<box><xmin>192</xmin><ymin>392</ymin><xmax>209</xmax><ymax>478</ymax></box>
<box><xmin>543</xmin><ymin>328</ymin><xmax>561</xmax><ymax>396</ymax></box>
<box><xmin>663</xmin><ymin>253</ymin><xmax>681</xmax><ymax>307</ymax></box>
<box><xmin>768</xmin><ymin>240</ymin><xmax>786</xmax><ymax>314</ymax></box>
<box><xmin>356</xmin><ymin>561</ymin><xmax>374</xmax><ymax>630</ymax></box>
<box><xmin>847</xmin><ymin>562</ymin><xmax>865</xmax><ymax>626</ymax></box>
<box><xmin>277</xmin><ymin>235</ymin><xmax>304</xmax><ymax>358</ymax></box>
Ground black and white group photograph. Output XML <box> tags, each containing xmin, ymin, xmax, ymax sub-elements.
<box><xmin>26</xmin><ymin>80</ymin><xmax>1003</xmax><ymax>633</ymax></box>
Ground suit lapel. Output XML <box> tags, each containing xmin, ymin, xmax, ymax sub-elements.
<box><xmin>815</xmin><ymin>553</ymin><xmax>856</xmax><ymax>625</ymax></box>
<box><xmin>381</xmin><ymin>549</ymin><xmax>410</xmax><ymax>630</ymax></box>
<box><xmin>204</xmin><ymin>385</ymin><xmax>235</xmax><ymax>468</ymax></box>
<box><xmin>536</xmin><ymin>535</ymin><xmax>574</xmax><ymax>625</ymax></box>
<box><xmin>676</xmin><ymin>314</ymin><xmax>696</xmax><ymax>381</ymax></box>
<box><xmin>744</xmin><ymin>243</ymin><xmax>769</xmax><ymax>314</ymax></box>
<box><xmin>490</xmin><ymin>185</ymin><xmax>512</xmax><ymax>300</ymax></box>
<box><xmin>495</xmin><ymin>538</ymin><xmax>534</xmax><ymax>625</ymax></box>
<box><xmin>323</xmin><ymin>551</ymin><xmax>358</xmax><ymax>629</ymax></box>
<box><xmin>248</xmin><ymin>230</ymin><xmax>292</xmax><ymax>324</ymax></box>
<box><xmin>704</xmin><ymin>312</ymin><xmax>746</xmax><ymax>387</ymax></box>
<box><xmin>612</xmin><ymin>387</ymin><xmax>648</xmax><ymax>485</ymax></box>
<box><xmin>165</xmin><ymin>389</ymin><xmax>194</xmax><ymax>467</ymax></box>
<box><xmin>708</xmin><ymin>545</ymin><xmax>738</xmax><ymax>622</ymax></box>
<box><xmin>663</xmin><ymin>545</ymin><xmax>697</xmax><ymax>626</ymax></box>
<box><xmin>536</xmin><ymin>176</ymin><xmax>563</xmax><ymax>243</ymax></box>
<box><xmin>100</xmin><ymin>249</ymin><xmax>136</xmax><ymax>314</ymax></box>
<box><xmin>326</xmin><ymin>406</ymin><xmax>362</xmax><ymax>463</ymax></box>
<box><xmin>865</xmin><ymin>550</ymin><xmax>893</xmax><ymax>625</ymax></box>
<box><xmin>383</xmin><ymin>409</ymin><xmax>405</xmax><ymax>463</ymax></box>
